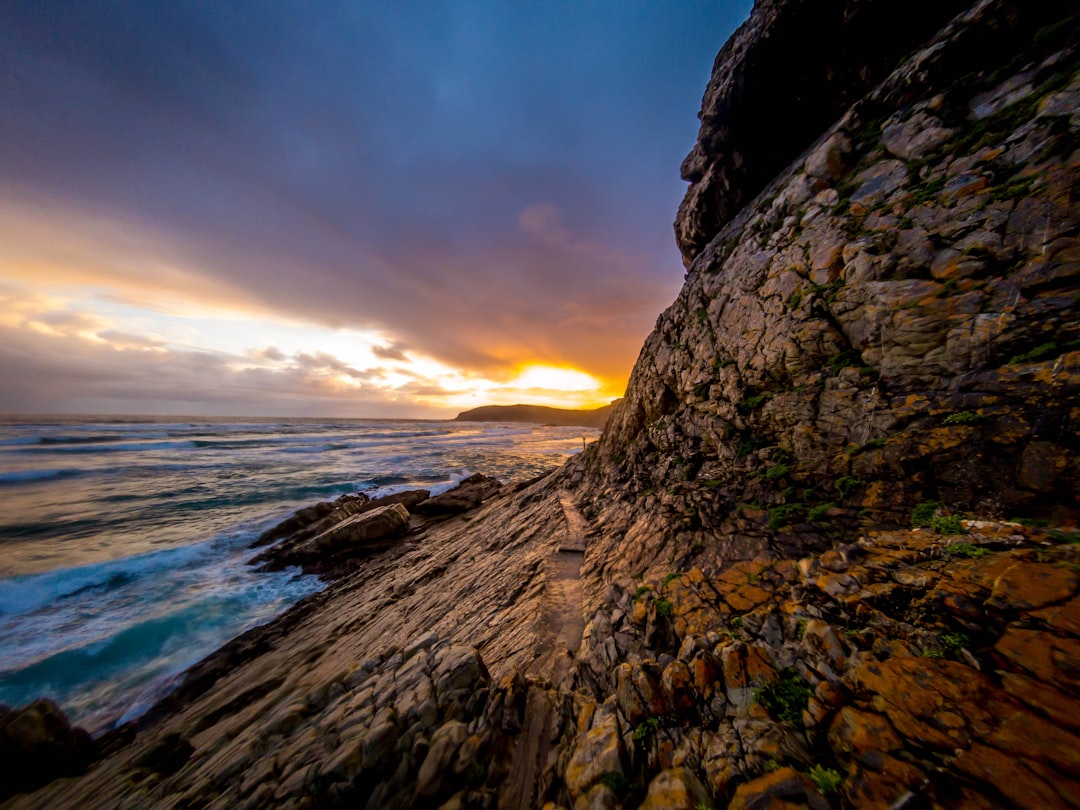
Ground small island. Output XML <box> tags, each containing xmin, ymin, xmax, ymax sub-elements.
<box><xmin>454</xmin><ymin>400</ymin><xmax>620</xmax><ymax>429</ymax></box>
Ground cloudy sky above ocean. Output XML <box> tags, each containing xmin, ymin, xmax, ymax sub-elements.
<box><xmin>0</xmin><ymin>0</ymin><xmax>750</xmax><ymax>416</ymax></box>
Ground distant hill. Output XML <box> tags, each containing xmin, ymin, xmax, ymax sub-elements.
<box><xmin>454</xmin><ymin>400</ymin><xmax>620</xmax><ymax>428</ymax></box>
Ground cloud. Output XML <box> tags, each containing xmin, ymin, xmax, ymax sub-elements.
<box><xmin>253</xmin><ymin>346</ymin><xmax>285</xmax><ymax>361</ymax></box>
<box><xmin>0</xmin><ymin>0</ymin><xmax>753</xmax><ymax>414</ymax></box>
<box><xmin>373</xmin><ymin>342</ymin><xmax>409</xmax><ymax>362</ymax></box>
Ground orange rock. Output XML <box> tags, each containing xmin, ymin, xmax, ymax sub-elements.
<box><xmin>819</xmin><ymin>549</ymin><xmax>848</xmax><ymax>572</ymax></box>
<box><xmin>726</xmin><ymin>584</ymin><xmax>771</xmax><ymax>612</ymax></box>
<box><xmin>815</xmin><ymin>679</ymin><xmax>846</xmax><ymax>708</ymax></box>
<box><xmin>988</xmin><ymin>562</ymin><xmax>1079</xmax><ymax>611</ymax></box>
<box><xmin>661</xmin><ymin>661</ymin><xmax>697</xmax><ymax>717</ymax></box>
<box><xmin>690</xmin><ymin>651</ymin><xmax>723</xmax><ymax>700</ymax></box>
<box><xmin>801</xmin><ymin>620</ymin><xmax>846</xmax><ymax>670</ymax></box>
<box><xmin>1031</xmin><ymin>594</ymin><xmax>1080</xmax><ymax>637</ymax></box>
<box><xmin>998</xmin><ymin>671</ymin><xmax>1080</xmax><ymax>734</ymax></box>
<box><xmin>987</xmin><ymin>703</ymin><xmax>1080</xmax><ymax>777</ymax></box>
<box><xmin>956</xmin><ymin>742</ymin><xmax>1072</xmax><ymax>810</ymax></box>
<box><xmin>639</xmin><ymin>767</ymin><xmax>711</xmax><ymax>810</ymax></box>
<box><xmin>728</xmin><ymin>767</ymin><xmax>828</xmax><ymax>810</ymax></box>
<box><xmin>815</xmin><ymin>571</ymin><xmax>861</xmax><ymax>598</ymax></box>
<box><xmin>994</xmin><ymin>627</ymin><xmax>1080</xmax><ymax>690</ymax></box>
<box><xmin>828</xmin><ymin>707</ymin><xmax>902</xmax><ymax>756</ymax></box>
<box><xmin>843</xmin><ymin>754</ymin><xmax>926</xmax><ymax>810</ymax></box>
<box><xmin>849</xmin><ymin>658</ymin><xmax>991</xmax><ymax>750</ymax></box>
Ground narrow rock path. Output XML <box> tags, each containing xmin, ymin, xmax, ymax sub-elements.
<box><xmin>545</xmin><ymin>492</ymin><xmax>589</xmax><ymax>668</ymax></box>
<box><xmin>503</xmin><ymin>491</ymin><xmax>590</xmax><ymax>807</ymax></box>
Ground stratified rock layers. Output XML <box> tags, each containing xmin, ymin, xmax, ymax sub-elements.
<box><xmin>586</xmin><ymin>0</ymin><xmax>1080</xmax><ymax>581</ymax></box>
<box><xmin>6</xmin><ymin>1</ymin><xmax>1079</xmax><ymax>809</ymax></box>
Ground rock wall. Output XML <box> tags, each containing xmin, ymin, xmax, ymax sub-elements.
<box><xmin>675</xmin><ymin>0</ymin><xmax>973</xmax><ymax>267</ymax></box>
<box><xmin>585</xmin><ymin>0</ymin><xmax>1080</xmax><ymax>583</ymax></box>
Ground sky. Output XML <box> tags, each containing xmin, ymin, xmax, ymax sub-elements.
<box><xmin>0</xmin><ymin>0</ymin><xmax>751</xmax><ymax>418</ymax></box>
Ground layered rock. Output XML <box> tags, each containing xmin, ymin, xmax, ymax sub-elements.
<box><xmin>675</xmin><ymin>0</ymin><xmax>974</xmax><ymax>266</ymax></box>
<box><xmin>6</xmin><ymin>1</ymin><xmax>1079</xmax><ymax>809</ymax></box>
<box><xmin>251</xmin><ymin>475</ymin><xmax>501</xmax><ymax>576</ymax></box>
<box><xmin>585</xmin><ymin>0</ymin><xmax>1080</xmax><ymax>583</ymax></box>
<box><xmin>563</xmin><ymin>519</ymin><xmax>1080</xmax><ymax>808</ymax></box>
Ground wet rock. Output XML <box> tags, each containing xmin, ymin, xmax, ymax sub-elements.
<box><xmin>415</xmin><ymin>474</ymin><xmax>503</xmax><ymax>516</ymax></box>
<box><xmin>0</xmin><ymin>699</ymin><xmax>96</xmax><ymax>800</ymax></box>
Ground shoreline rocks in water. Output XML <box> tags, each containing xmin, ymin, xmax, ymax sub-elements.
<box><xmin>250</xmin><ymin>474</ymin><xmax>504</xmax><ymax>577</ymax></box>
<box><xmin>0</xmin><ymin>699</ymin><xmax>96</xmax><ymax>802</ymax></box>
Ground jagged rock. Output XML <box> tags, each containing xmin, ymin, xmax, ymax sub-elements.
<box><xmin>639</xmin><ymin>767</ymin><xmax>711</xmax><ymax>809</ymax></box>
<box><xmin>415</xmin><ymin>474</ymin><xmax>503</xmax><ymax>516</ymax></box>
<box><xmin>252</xmin><ymin>502</ymin><xmax>411</xmax><ymax>572</ymax></box>
<box><xmin>0</xmin><ymin>699</ymin><xmax>96</xmax><ymax>800</ymax></box>
<box><xmin>565</xmin><ymin>703</ymin><xmax>626</xmax><ymax>801</ymax></box>
<box><xmin>675</xmin><ymin>0</ymin><xmax>972</xmax><ymax>265</ymax></box>
<box><xmin>727</xmin><ymin>767</ymin><xmax>828</xmax><ymax>810</ymax></box>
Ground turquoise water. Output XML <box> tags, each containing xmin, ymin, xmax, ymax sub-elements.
<box><xmin>0</xmin><ymin>415</ymin><xmax>595</xmax><ymax>733</ymax></box>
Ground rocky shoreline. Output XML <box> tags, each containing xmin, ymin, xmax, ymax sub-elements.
<box><xmin>5</xmin><ymin>464</ymin><xmax>1080</xmax><ymax>809</ymax></box>
<box><xmin>4</xmin><ymin>0</ymin><xmax>1078</xmax><ymax>806</ymax></box>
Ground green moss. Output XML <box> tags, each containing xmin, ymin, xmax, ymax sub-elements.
<box><xmin>909</xmin><ymin>174</ymin><xmax>947</xmax><ymax>206</ymax></box>
<box><xmin>836</xmin><ymin>475</ymin><xmax>863</xmax><ymax>497</ymax></box>
<box><xmin>808</xmin><ymin>502</ymin><xmax>836</xmax><ymax>522</ymax></box>
<box><xmin>633</xmin><ymin>585</ymin><xmax>652</xmax><ymax>602</ymax></box>
<box><xmin>827</xmin><ymin>348</ymin><xmax>863</xmax><ymax>376</ymax></box>
<box><xmin>654</xmin><ymin>598</ymin><xmax>673</xmax><ymax>618</ymax></box>
<box><xmin>796</xmin><ymin>618</ymin><xmax>809</xmax><ymax>640</ymax></box>
<box><xmin>662</xmin><ymin>572</ymin><xmax>681</xmax><ymax>586</ymax></box>
<box><xmin>947</xmin><ymin>542</ymin><xmax>989</xmax><ymax>558</ymax></box>
<box><xmin>911</xmin><ymin>500</ymin><xmax>943</xmax><ymax>528</ymax></box>
<box><xmin>944</xmin><ymin>411</ymin><xmax>985</xmax><ymax>425</ymax></box>
<box><xmin>765</xmin><ymin>463</ymin><xmax>790</xmax><ymax>481</ymax></box>
<box><xmin>755</xmin><ymin>669</ymin><xmax>813</xmax><ymax>728</ymax></box>
<box><xmin>737</xmin><ymin>393</ymin><xmax>773</xmax><ymax>414</ymax></box>
<box><xmin>807</xmin><ymin>765</ymin><xmax>844</xmax><ymax>796</ymax></box>
<box><xmin>768</xmin><ymin>503</ymin><xmax>803</xmax><ymax>529</ymax></box>
<box><xmin>632</xmin><ymin>716</ymin><xmax>660</xmax><ymax>742</ymax></box>
<box><xmin>598</xmin><ymin>771</ymin><xmax>630</xmax><ymax>798</ymax></box>
<box><xmin>1008</xmin><ymin>341</ymin><xmax>1059</xmax><ymax>365</ymax></box>
<box><xmin>939</xmin><ymin>631</ymin><xmax>969</xmax><ymax>654</ymax></box>
<box><xmin>931</xmin><ymin>515</ymin><xmax>967</xmax><ymax>535</ymax></box>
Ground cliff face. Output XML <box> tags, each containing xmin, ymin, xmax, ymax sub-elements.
<box><xmin>585</xmin><ymin>0</ymin><xmax>1079</xmax><ymax>582</ymax></box>
<box><xmin>674</xmin><ymin>0</ymin><xmax>974</xmax><ymax>267</ymax></box>
<box><xmin>7</xmin><ymin>2</ymin><xmax>1080</xmax><ymax>809</ymax></box>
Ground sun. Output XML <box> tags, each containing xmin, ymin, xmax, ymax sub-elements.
<box><xmin>509</xmin><ymin>365</ymin><xmax>601</xmax><ymax>392</ymax></box>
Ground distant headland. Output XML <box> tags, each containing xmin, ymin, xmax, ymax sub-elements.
<box><xmin>454</xmin><ymin>400</ymin><xmax>620</xmax><ymax>428</ymax></box>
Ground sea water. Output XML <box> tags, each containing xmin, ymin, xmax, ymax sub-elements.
<box><xmin>0</xmin><ymin>415</ymin><xmax>596</xmax><ymax>733</ymax></box>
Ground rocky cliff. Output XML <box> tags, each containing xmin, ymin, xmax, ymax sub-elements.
<box><xmin>5</xmin><ymin>1</ymin><xmax>1079</xmax><ymax>809</ymax></box>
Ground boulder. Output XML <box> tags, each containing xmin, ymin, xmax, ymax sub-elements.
<box><xmin>252</xmin><ymin>503</ymin><xmax>410</xmax><ymax>572</ymax></box>
<box><xmin>415</xmin><ymin>474</ymin><xmax>503</xmax><ymax>516</ymax></box>
<box><xmin>303</xmin><ymin>503</ymin><xmax>410</xmax><ymax>555</ymax></box>
<box><xmin>0</xmin><ymin>699</ymin><xmax>96</xmax><ymax>801</ymax></box>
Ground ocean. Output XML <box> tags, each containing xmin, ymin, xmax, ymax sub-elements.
<box><xmin>0</xmin><ymin>415</ymin><xmax>596</xmax><ymax>734</ymax></box>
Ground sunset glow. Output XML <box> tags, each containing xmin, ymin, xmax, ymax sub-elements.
<box><xmin>0</xmin><ymin>0</ymin><xmax>752</xmax><ymax>418</ymax></box>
